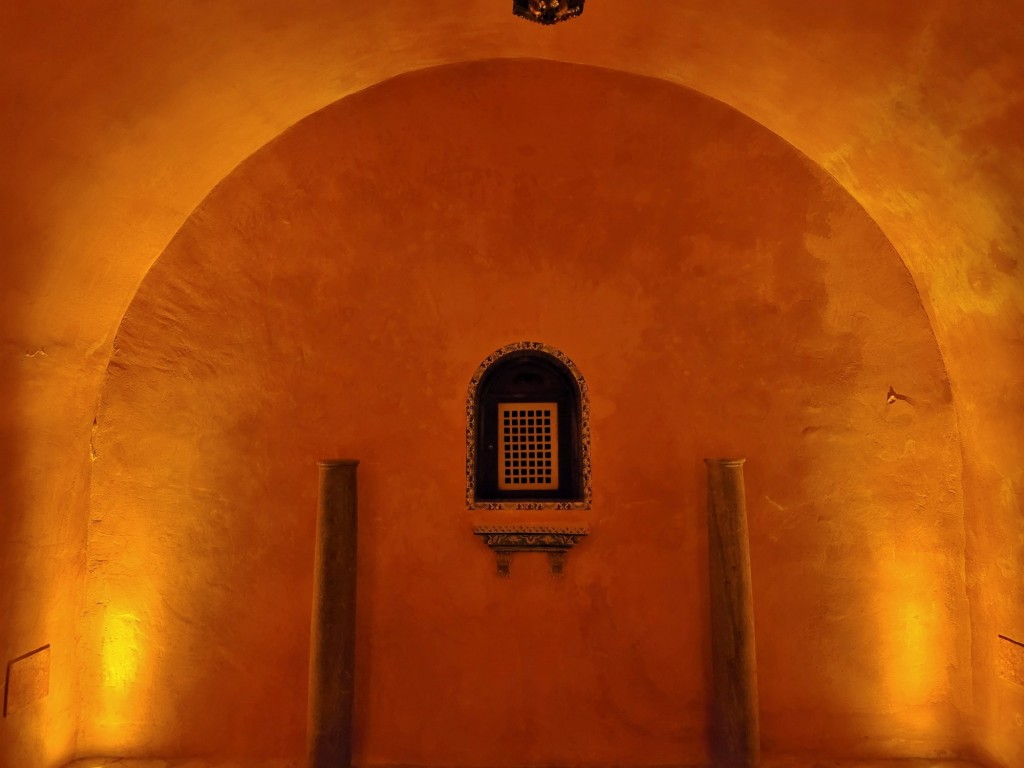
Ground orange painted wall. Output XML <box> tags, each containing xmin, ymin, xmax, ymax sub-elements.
<box><xmin>85</xmin><ymin>62</ymin><xmax>971</xmax><ymax>762</ymax></box>
<box><xmin>0</xmin><ymin>354</ymin><xmax>86</xmax><ymax>766</ymax></box>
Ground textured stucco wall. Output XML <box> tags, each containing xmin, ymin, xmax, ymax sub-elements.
<box><xmin>0</xmin><ymin>350</ymin><xmax>89</xmax><ymax>765</ymax></box>
<box><xmin>2</xmin><ymin>5</ymin><xmax>1021</xmax><ymax>767</ymax></box>
<box><xmin>85</xmin><ymin>63</ymin><xmax>970</xmax><ymax>763</ymax></box>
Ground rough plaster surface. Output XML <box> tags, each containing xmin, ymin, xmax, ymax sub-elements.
<box><xmin>1</xmin><ymin>4</ymin><xmax>1021</xmax><ymax>767</ymax></box>
<box><xmin>87</xmin><ymin>63</ymin><xmax>970</xmax><ymax>764</ymax></box>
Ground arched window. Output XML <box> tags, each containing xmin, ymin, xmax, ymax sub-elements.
<box><xmin>467</xmin><ymin>342</ymin><xmax>590</xmax><ymax>509</ymax></box>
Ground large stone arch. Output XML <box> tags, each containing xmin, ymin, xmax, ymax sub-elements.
<box><xmin>85</xmin><ymin>60</ymin><xmax>969</xmax><ymax>762</ymax></box>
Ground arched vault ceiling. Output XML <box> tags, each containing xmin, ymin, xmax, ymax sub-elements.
<box><xmin>1</xmin><ymin>0</ymin><xmax>1021</xmax><ymax>357</ymax></box>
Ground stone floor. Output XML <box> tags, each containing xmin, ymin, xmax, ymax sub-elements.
<box><xmin>762</xmin><ymin>761</ymin><xmax>986</xmax><ymax>768</ymax></box>
<box><xmin>63</xmin><ymin>760</ymin><xmax>989</xmax><ymax>768</ymax></box>
<box><xmin>64</xmin><ymin>761</ymin><xmax>299</xmax><ymax>768</ymax></box>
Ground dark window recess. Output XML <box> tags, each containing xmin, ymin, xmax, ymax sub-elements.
<box><xmin>475</xmin><ymin>353</ymin><xmax>582</xmax><ymax>501</ymax></box>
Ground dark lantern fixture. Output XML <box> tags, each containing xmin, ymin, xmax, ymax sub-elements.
<box><xmin>513</xmin><ymin>0</ymin><xmax>585</xmax><ymax>25</ymax></box>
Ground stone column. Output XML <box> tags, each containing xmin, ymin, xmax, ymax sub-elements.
<box><xmin>705</xmin><ymin>458</ymin><xmax>760</xmax><ymax>768</ymax></box>
<box><xmin>307</xmin><ymin>459</ymin><xmax>359</xmax><ymax>768</ymax></box>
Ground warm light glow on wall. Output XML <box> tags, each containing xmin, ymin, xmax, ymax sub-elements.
<box><xmin>92</xmin><ymin>606</ymin><xmax>152</xmax><ymax>747</ymax></box>
<box><xmin>874</xmin><ymin>553</ymin><xmax>949</xmax><ymax>735</ymax></box>
<box><xmin>101</xmin><ymin>611</ymin><xmax>141</xmax><ymax>689</ymax></box>
<box><xmin>897</xmin><ymin>599</ymin><xmax>934</xmax><ymax>699</ymax></box>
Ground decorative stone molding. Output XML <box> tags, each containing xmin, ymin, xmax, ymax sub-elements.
<box><xmin>466</xmin><ymin>341</ymin><xmax>591</xmax><ymax>510</ymax></box>
<box><xmin>473</xmin><ymin>524</ymin><xmax>589</xmax><ymax>576</ymax></box>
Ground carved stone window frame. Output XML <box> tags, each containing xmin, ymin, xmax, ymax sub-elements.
<box><xmin>466</xmin><ymin>341</ymin><xmax>591</xmax><ymax>510</ymax></box>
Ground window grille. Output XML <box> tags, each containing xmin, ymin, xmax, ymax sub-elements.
<box><xmin>498</xmin><ymin>403</ymin><xmax>559</xmax><ymax>490</ymax></box>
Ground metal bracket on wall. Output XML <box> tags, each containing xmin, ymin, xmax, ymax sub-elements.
<box><xmin>512</xmin><ymin>0</ymin><xmax>585</xmax><ymax>25</ymax></box>
<box><xmin>473</xmin><ymin>524</ymin><xmax>589</xmax><ymax>577</ymax></box>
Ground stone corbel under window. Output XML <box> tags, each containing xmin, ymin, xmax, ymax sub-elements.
<box><xmin>473</xmin><ymin>525</ymin><xmax>589</xmax><ymax>577</ymax></box>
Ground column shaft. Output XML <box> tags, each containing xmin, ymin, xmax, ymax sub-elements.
<box><xmin>307</xmin><ymin>459</ymin><xmax>359</xmax><ymax>768</ymax></box>
<box><xmin>705</xmin><ymin>458</ymin><xmax>760</xmax><ymax>767</ymax></box>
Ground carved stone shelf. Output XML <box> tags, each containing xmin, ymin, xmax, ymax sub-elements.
<box><xmin>473</xmin><ymin>524</ymin><xmax>589</xmax><ymax>577</ymax></box>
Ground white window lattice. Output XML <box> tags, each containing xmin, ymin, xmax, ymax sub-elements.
<box><xmin>498</xmin><ymin>402</ymin><xmax>559</xmax><ymax>491</ymax></box>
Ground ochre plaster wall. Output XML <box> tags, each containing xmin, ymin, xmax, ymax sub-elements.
<box><xmin>85</xmin><ymin>63</ymin><xmax>971</xmax><ymax>763</ymax></box>
<box><xmin>0</xmin><ymin>352</ymin><xmax>88</xmax><ymax>765</ymax></box>
<box><xmin>2</xmin><ymin>5</ymin><xmax>1022</xmax><ymax>767</ymax></box>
